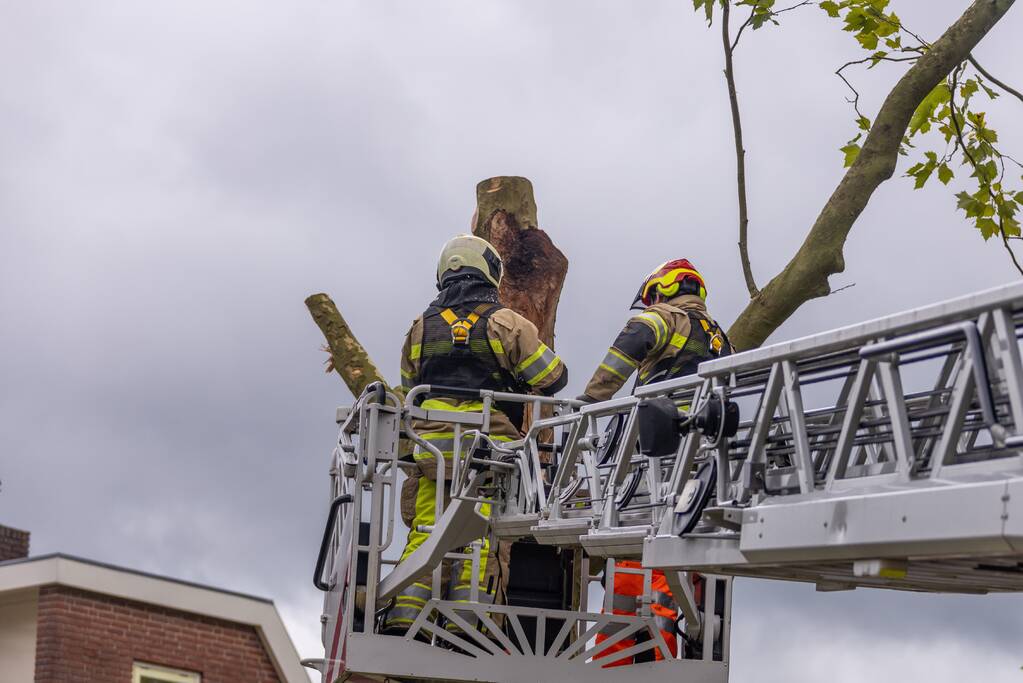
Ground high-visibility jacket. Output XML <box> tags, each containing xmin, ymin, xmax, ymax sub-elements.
<box><xmin>384</xmin><ymin>277</ymin><xmax>567</xmax><ymax>634</ymax></box>
<box><xmin>594</xmin><ymin>560</ymin><xmax>678</xmax><ymax>667</ymax></box>
<box><xmin>400</xmin><ymin>279</ymin><xmax>568</xmax><ymax>480</ymax></box>
<box><xmin>582</xmin><ymin>294</ymin><xmax>732</xmax><ymax>402</ymax></box>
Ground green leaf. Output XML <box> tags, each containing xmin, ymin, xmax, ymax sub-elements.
<box><xmin>960</xmin><ymin>78</ymin><xmax>978</xmax><ymax>101</ymax></box>
<box><xmin>841</xmin><ymin>143</ymin><xmax>861</xmax><ymax>167</ymax></box>
<box><xmin>976</xmin><ymin>217</ymin><xmax>999</xmax><ymax>240</ymax></box>
<box><xmin>819</xmin><ymin>1</ymin><xmax>840</xmax><ymax>18</ymax></box>
<box><xmin>1004</xmin><ymin>216</ymin><xmax>1022</xmax><ymax>238</ymax></box>
<box><xmin>1013</xmin><ymin>191</ymin><xmax>1023</xmax><ymax>204</ymax></box>
<box><xmin>856</xmin><ymin>31</ymin><xmax>879</xmax><ymax>50</ymax></box>
<box><xmin>908</xmin><ymin>83</ymin><xmax>951</xmax><ymax>137</ymax></box>
<box><xmin>857</xmin><ymin>115</ymin><xmax>871</xmax><ymax>131</ymax></box>
<box><xmin>938</xmin><ymin>163</ymin><xmax>954</xmax><ymax>185</ymax></box>
<box><xmin>693</xmin><ymin>0</ymin><xmax>715</xmax><ymax>23</ymax></box>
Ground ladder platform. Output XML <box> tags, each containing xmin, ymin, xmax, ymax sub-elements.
<box><xmin>341</xmin><ymin>600</ymin><xmax>728</xmax><ymax>683</ymax></box>
<box><xmin>529</xmin><ymin>517</ymin><xmax>591</xmax><ymax>546</ymax></box>
<box><xmin>580</xmin><ymin>526</ymin><xmax>651</xmax><ymax>558</ymax></box>
<box><xmin>645</xmin><ymin>472</ymin><xmax>1023</xmax><ymax>593</ymax></box>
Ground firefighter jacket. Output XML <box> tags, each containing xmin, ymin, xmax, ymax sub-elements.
<box><xmin>400</xmin><ymin>277</ymin><xmax>568</xmax><ymax>479</ymax></box>
<box><xmin>582</xmin><ymin>294</ymin><xmax>732</xmax><ymax>402</ymax></box>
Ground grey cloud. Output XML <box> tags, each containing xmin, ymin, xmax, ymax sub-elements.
<box><xmin>2</xmin><ymin>0</ymin><xmax>1022</xmax><ymax>677</ymax></box>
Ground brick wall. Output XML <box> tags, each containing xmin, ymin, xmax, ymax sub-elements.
<box><xmin>0</xmin><ymin>524</ymin><xmax>29</xmax><ymax>561</ymax></box>
<box><xmin>34</xmin><ymin>586</ymin><xmax>283</xmax><ymax>683</ymax></box>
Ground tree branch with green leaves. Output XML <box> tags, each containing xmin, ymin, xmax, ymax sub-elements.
<box><xmin>692</xmin><ymin>0</ymin><xmax>1019</xmax><ymax>349</ymax></box>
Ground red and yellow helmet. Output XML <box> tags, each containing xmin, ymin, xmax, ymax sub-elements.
<box><xmin>631</xmin><ymin>259</ymin><xmax>707</xmax><ymax>309</ymax></box>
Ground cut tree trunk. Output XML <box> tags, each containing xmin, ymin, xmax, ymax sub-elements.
<box><xmin>473</xmin><ymin>176</ymin><xmax>569</xmax><ymax>438</ymax></box>
<box><xmin>473</xmin><ymin>176</ymin><xmax>568</xmax><ymax>348</ymax></box>
<box><xmin>305</xmin><ymin>292</ymin><xmax>391</xmax><ymax>396</ymax></box>
<box><xmin>727</xmin><ymin>0</ymin><xmax>1016</xmax><ymax>351</ymax></box>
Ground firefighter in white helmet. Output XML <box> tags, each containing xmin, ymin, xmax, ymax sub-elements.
<box><xmin>382</xmin><ymin>234</ymin><xmax>568</xmax><ymax>635</ymax></box>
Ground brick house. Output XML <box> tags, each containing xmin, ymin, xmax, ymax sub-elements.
<box><xmin>0</xmin><ymin>525</ymin><xmax>307</xmax><ymax>683</ymax></box>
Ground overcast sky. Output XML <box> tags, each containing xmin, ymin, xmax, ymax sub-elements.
<box><xmin>3</xmin><ymin>1</ymin><xmax>1023</xmax><ymax>680</ymax></box>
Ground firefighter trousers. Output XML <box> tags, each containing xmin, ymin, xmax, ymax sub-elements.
<box><xmin>382</xmin><ymin>471</ymin><xmax>508</xmax><ymax>635</ymax></box>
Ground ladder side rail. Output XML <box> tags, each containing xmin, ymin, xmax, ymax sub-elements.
<box><xmin>736</xmin><ymin>363</ymin><xmax>783</xmax><ymax>502</ymax></box>
<box><xmin>697</xmin><ymin>280</ymin><xmax>1023</xmax><ymax>379</ymax></box>
<box><xmin>544</xmin><ymin>415</ymin><xmax>585</xmax><ymax>520</ymax></box>
<box><xmin>993</xmin><ymin>306</ymin><xmax>1023</xmax><ymax>433</ymax></box>
<box><xmin>930</xmin><ymin>314</ymin><xmax>995</xmax><ymax>477</ymax></box>
<box><xmin>807</xmin><ymin>363</ymin><xmax>860</xmax><ymax>478</ymax></box>
<box><xmin>602</xmin><ymin>405</ymin><xmax>643</xmax><ymax>529</ymax></box>
<box><xmin>912</xmin><ymin>350</ymin><xmax>962</xmax><ymax>464</ymax></box>
<box><xmin>579</xmin><ymin>397</ymin><xmax>640</xmax><ymax>530</ymax></box>
<box><xmin>873</xmin><ymin>358</ymin><xmax>916</xmax><ymax>481</ymax></box>
<box><xmin>825</xmin><ymin>359</ymin><xmax>876</xmax><ymax>490</ymax></box>
<box><xmin>780</xmin><ymin>360</ymin><xmax>817</xmax><ymax>495</ymax></box>
<box><xmin>701</xmin><ymin>575</ymin><xmax>717</xmax><ymax>661</ymax></box>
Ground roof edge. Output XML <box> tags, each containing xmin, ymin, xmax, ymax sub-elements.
<box><xmin>0</xmin><ymin>553</ymin><xmax>274</xmax><ymax>604</ymax></box>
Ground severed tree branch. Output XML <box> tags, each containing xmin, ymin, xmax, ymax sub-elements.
<box><xmin>722</xmin><ymin>0</ymin><xmax>759</xmax><ymax>298</ymax></box>
<box><xmin>305</xmin><ymin>293</ymin><xmax>393</xmax><ymax>397</ymax></box>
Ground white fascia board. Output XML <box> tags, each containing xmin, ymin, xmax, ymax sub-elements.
<box><xmin>0</xmin><ymin>556</ymin><xmax>307</xmax><ymax>683</ymax></box>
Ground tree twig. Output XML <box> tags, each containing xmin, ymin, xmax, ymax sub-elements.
<box><xmin>723</xmin><ymin>0</ymin><xmax>759</xmax><ymax>298</ymax></box>
<box><xmin>836</xmin><ymin>55</ymin><xmax>919</xmax><ymax>120</ymax></box>
<box><xmin>968</xmin><ymin>55</ymin><xmax>1023</xmax><ymax>105</ymax></box>
<box><xmin>949</xmin><ymin>65</ymin><xmax>1023</xmax><ymax>276</ymax></box>
<box><xmin>731</xmin><ymin>0</ymin><xmax>811</xmax><ymax>51</ymax></box>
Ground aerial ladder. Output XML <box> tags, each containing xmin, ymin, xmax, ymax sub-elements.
<box><xmin>305</xmin><ymin>280</ymin><xmax>1023</xmax><ymax>683</ymax></box>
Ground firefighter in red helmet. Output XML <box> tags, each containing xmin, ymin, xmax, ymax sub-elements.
<box><xmin>584</xmin><ymin>259</ymin><xmax>733</xmax><ymax>666</ymax></box>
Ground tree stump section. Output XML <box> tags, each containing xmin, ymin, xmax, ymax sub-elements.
<box><xmin>473</xmin><ymin>176</ymin><xmax>569</xmax><ymax>438</ymax></box>
<box><xmin>473</xmin><ymin>176</ymin><xmax>568</xmax><ymax>348</ymax></box>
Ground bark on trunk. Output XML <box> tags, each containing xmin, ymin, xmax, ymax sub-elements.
<box><xmin>305</xmin><ymin>292</ymin><xmax>392</xmax><ymax>396</ymax></box>
<box><xmin>473</xmin><ymin>176</ymin><xmax>569</xmax><ymax>347</ymax></box>
<box><xmin>727</xmin><ymin>0</ymin><xmax>1016</xmax><ymax>351</ymax></box>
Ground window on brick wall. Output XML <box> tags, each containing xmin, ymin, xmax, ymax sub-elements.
<box><xmin>131</xmin><ymin>662</ymin><xmax>201</xmax><ymax>683</ymax></box>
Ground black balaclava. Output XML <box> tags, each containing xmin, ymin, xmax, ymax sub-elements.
<box><xmin>431</xmin><ymin>267</ymin><xmax>500</xmax><ymax>308</ymax></box>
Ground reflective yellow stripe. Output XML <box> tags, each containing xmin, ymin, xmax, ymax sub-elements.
<box><xmin>600</xmin><ymin>363</ymin><xmax>628</xmax><ymax>381</ymax></box>
<box><xmin>516</xmin><ymin>345</ymin><xmax>547</xmax><ymax>374</ymax></box>
<box><xmin>669</xmin><ymin>333</ymin><xmax>688</xmax><ymax>350</ymax></box>
<box><xmin>489</xmin><ymin>337</ymin><xmax>505</xmax><ymax>355</ymax></box>
<box><xmin>608</xmin><ymin>347</ymin><xmax>638</xmax><ymax>369</ymax></box>
<box><xmin>400</xmin><ymin>368</ymin><xmax>414</xmax><ymax>378</ymax></box>
<box><xmin>634</xmin><ymin>312</ymin><xmax>668</xmax><ymax>349</ymax></box>
<box><xmin>421</xmin><ymin>399</ymin><xmax>484</xmax><ymax>411</ymax></box>
<box><xmin>409</xmin><ymin>344</ymin><xmax>422</xmax><ymax>360</ymax></box>
<box><xmin>517</xmin><ymin>344</ymin><xmax>561</xmax><ymax>385</ymax></box>
<box><xmin>527</xmin><ymin>356</ymin><xmax>561</xmax><ymax>386</ymax></box>
<box><xmin>599</xmin><ymin>347</ymin><xmax>637</xmax><ymax>382</ymax></box>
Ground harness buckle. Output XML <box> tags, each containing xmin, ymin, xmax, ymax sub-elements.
<box><xmin>441</xmin><ymin>308</ymin><xmax>480</xmax><ymax>346</ymax></box>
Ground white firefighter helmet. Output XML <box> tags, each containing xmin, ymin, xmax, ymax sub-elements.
<box><xmin>436</xmin><ymin>234</ymin><xmax>504</xmax><ymax>288</ymax></box>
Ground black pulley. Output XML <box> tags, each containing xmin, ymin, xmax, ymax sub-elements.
<box><xmin>595</xmin><ymin>413</ymin><xmax>644</xmax><ymax>510</ymax></box>
<box><xmin>697</xmin><ymin>397</ymin><xmax>740</xmax><ymax>439</ymax></box>
<box><xmin>637</xmin><ymin>397</ymin><xmax>682</xmax><ymax>457</ymax></box>
<box><xmin>671</xmin><ymin>457</ymin><xmax>717</xmax><ymax>536</ymax></box>
<box><xmin>595</xmin><ymin>412</ymin><xmax>627</xmax><ymax>465</ymax></box>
